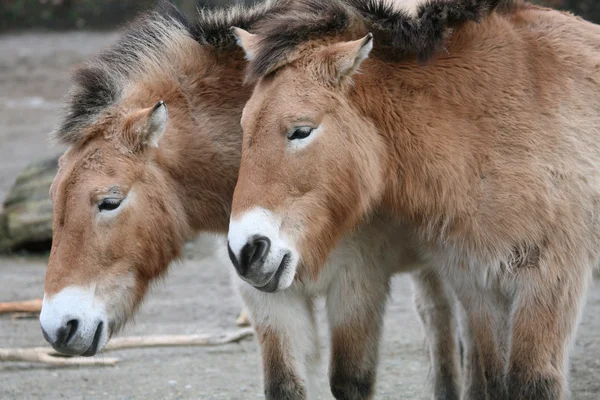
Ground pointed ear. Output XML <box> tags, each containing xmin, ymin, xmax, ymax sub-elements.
<box><xmin>320</xmin><ymin>33</ymin><xmax>373</xmax><ymax>84</ymax></box>
<box><xmin>143</xmin><ymin>101</ymin><xmax>168</xmax><ymax>148</ymax></box>
<box><xmin>231</xmin><ymin>27</ymin><xmax>260</xmax><ymax>60</ymax></box>
<box><xmin>122</xmin><ymin>101</ymin><xmax>168</xmax><ymax>151</ymax></box>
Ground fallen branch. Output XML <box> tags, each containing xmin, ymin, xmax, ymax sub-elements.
<box><xmin>0</xmin><ymin>298</ymin><xmax>42</xmax><ymax>314</ymax></box>
<box><xmin>105</xmin><ymin>328</ymin><xmax>254</xmax><ymax>351</ymax></box>
<box><xmin>0</xmin><ymin>328</ymin><xmax>254</xmax><ymax>366</ymax></box>
<box><xmin>0</xmin><ymin>348</ymin><xmax>119</xmax><ymax>366</ymax></box>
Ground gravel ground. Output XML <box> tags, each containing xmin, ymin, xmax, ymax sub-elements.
<box><xmin>0</xmin><ymin>32</ymin><xmax>598</xmax><ymax>400</ymax></box>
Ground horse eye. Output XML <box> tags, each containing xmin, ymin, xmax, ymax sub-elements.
<box><xmin>98</xmin><ymin>198</ymin><xmax>122</xmax><ymax>212</ymax></box>
<box><xmin>288</xmin><ymin>127</ymin><xmax>313</xmax><ymax>141</ymax></box>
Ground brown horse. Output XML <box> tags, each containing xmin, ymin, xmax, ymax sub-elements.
<box><xmin>39</xmin><ymin>2</ymin><xmax>465</xmax><ymax>399</ymax></box>
<box><xmin>230</xmin><ymin>0</ymin><xmax>600</xmax><ymax>399</ymax></box>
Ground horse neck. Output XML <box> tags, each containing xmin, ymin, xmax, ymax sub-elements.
<box><xmin>349</xmin><ymin>30</ymin><xmax>506</xmax><ymax>223</ymax></box>
<box><xmin>350</xmin><ymin>11</ymin><xmax>554</xmax><ymax>232</ymax></box>
<box><xmin>157</xmin><ymin>48</ymin><xmax>250</xmax><ymax>234</ymax></box>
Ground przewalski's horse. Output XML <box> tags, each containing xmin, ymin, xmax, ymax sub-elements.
<box><xmin>39</xmin><ymin>2</ymin><xmax>463</xmax><ymax>399</ymax></box>
<box><xmin>229</xmin><ymin>0</ymin><xmax>600</xmax><ymax>399</ymax></box>
<box><xmin>40</xmin><ymin>2</ymin><xmax>258</xmax><ymax>354</ymax></box>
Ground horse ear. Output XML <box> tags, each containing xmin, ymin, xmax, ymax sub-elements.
<box><xmin>319</xmin><ymin>33</ymin><xmax>373</xmax><ymax>84</ymax></box>
<box><xmin>231</xmin><ymin>27</ymin><xmax>260</xmax><ymax>60</ymax></box>
<box><xmin>142</xmin><ymin>101</ymin><xmax>168</xmax><ymax>148</ymax></box>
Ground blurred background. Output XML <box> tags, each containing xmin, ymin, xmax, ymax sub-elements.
<box><xmin>0</xmin><ymin>0</ymin><xmax>243</xmax><ymax>31</ymax></box>
<box><xmin>0</xmin><ymin>1</ymin><xmax>599</xmax><ymax>400</ymax></box>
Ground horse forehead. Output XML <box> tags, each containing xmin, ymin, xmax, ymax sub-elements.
<box><xmin>57</xmin><ymin>145</ymin><xmax>128</xmax><ymax>198</ymax></box>
<box><xmin>242</xmin><ymin>91</ymin><xmax>279</xmax><ymax>133</ymax></box>
<box><xmin>249</xmin><ymin>82</ymin><xmax>312</xmax><ymax>124</ymax></box>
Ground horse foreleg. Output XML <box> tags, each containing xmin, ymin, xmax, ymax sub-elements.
<box><xmin>239</xmin><ymin>284</ymin><xmax>320</xmax><ymax>400</ymax></box>
<box><xmin>326</xmin><ymin>263</ymin><xmax>391</xmax><ymax>400</ymax></box>
<box><xmin>449</xmin><ymin>270</ymin><xmax>510</xmax><ymax>400</ymax></box>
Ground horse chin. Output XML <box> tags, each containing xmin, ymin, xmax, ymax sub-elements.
<box><xmin>256</xmin><ymin>251</ymin><xmax>299</xmax><ymax>292</ymax></box>
<box><xmin>80</xmin><ymin>321</ymin><xmax>109</xmax><ymax>356</ymax></box>
<box><xmin>79</xmin><ymin>315</ymin><xmax>126</xmax><ymax>356</ymax></box>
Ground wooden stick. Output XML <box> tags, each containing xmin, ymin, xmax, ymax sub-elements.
<box><xmin>0</xmin><ymin>328</ymin><xmax>254</xmax><ymax>366</ymax></box>
<box><xmin>105</xmin><ymin>328</ymin><xmax>254</xmax><ymax>351</ymax></box>
<box><xmin>0</xmin><ymin>298</ymin><xmax>42</xmax><ymax>314</ymax></box>
<box><xmin>0</xmin><ymin>348</ymin><xmax>118</xmax><ymax>366</ymax></box>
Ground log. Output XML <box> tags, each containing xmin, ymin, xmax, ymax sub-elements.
<box><xmin>0</xmin><ymin>328</ymin><xmax>254</xmax><ymax>367</ymax></box>
<box><xmin>0</xmin><ymin>156</ymin><xmax>58</xmax><ymax>253</ymax></box>
<box><xmin>0</xmin><ymin>298</ymin><xmax>42</xmax><ymax>314</ymax></box>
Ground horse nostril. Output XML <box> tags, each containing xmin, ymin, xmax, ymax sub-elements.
<box><xmin>55</xmin><ymin>319</ymin><xmax>79</xmax><ymax>347</ymax></box>
<box><xmin>229</xmin><ymin>236</ymin><xmax>271</xmax><ymax>277</ymax></box>
<box><xmin>248</xmin><ymin>236</ymin><xmax>271</xmax><ymax>267</ymax></box>
<box><xmin>65</xmin><ymin>319</ymin><xmax>79</xmax><ymax>344</ymax></box>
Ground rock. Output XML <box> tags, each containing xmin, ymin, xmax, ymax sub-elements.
<box><xmin>0</xmin><ymin>156</ymin><xmax>58</xmax><ymax>253</ymax></box>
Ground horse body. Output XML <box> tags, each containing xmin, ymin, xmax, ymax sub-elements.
<box><xmin>230</xmin><ymin>1</ymin><xmax>600</xmax><ymax>398</ymax></box>
<box><xmin>39</xmin><ymin>2</ymin><xmax>465</xmax><ymax>399</ymax></box>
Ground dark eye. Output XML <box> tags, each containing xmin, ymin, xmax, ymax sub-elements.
<box><xmin>98</xmin><ymin>198</ymin><xmax>122</xmax><ymax>212</ymax></box>
<box><xmin>287</xmin><ymin>126</ymin><xmax>313</xmax><ymax>140</ymax></box>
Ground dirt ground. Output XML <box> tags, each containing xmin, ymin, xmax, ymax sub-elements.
<box><xmin>0</xmin><ymin>32</ymin><xmax>599</xmax><ymax>400</ymax></box>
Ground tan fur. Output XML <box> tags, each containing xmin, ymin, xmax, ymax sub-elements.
<box><xmin>45</xmin><ymin>3</ymin><xmax>510</xmax><ymax>399</ymax></box>
<box><xmin>233</xmin><ymin>3</ymin><xmax>600</xmax><ymax>399</ymax></box>
<box><xmin>330</xmin><ymin>326</ymin><xmax>377</xmax><ymax>400</ymax></box>
<box><xmin>256</xmin><ymin>325</ymin><xmax>308</xmax><ymax>399</ymax></box>
<box><xmin>42</xmin><ymin>13</ymin><xmax>460</xmax><ymax>400</ymax></box>
<box><xmin>45</xmin><ymin>35</ymin><xmax>248</xmax><ymax>322</ymax></box>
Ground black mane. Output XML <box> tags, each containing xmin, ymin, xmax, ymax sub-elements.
<box><xmin>247</xmin><ymin>0</ymin><xmax>518</xmax><ymax>82</ymax></box>
<box><xmin>55</xmin><ymin>0</ymin><xmax>287</xmax><ymax>145</ymax></box>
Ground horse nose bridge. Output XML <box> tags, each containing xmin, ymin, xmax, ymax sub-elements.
<box><xmin>228</xmin><ymin>208</ymin><xmax>280</xmax><ymax>252</ymax></box>
<box><xmin>231</xmin><ymin>171</ymin><xmax>280</xmax><ymax>218</ymax></box>
<box><xmin>43</xmin><ymin>265</ymin><xmax>77</xmax><ymax>296</ymax></box>
<box><xmin>44</xmin><ymin>246</ymin><xmax>92</xmax><ymax>296</ymax></box>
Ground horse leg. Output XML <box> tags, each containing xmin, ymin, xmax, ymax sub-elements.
<box><xmin>239</xmin><ymin>284</ymin><xmax>320</xmax><ymax>400</ymax></box>
<box><xmin>448</xmin><ymin>273</ymin><xmax>510</xmax><ymax>400</ymax></box>
<box><xmin>325</xmin><ymin>263</ymin><xmax>391</xmax><ymax>400</ymax></box>
<box><xmin>411</xmin><ymin>268</ymin><xmax>462</xmax><ymax>400</ymax></box>
<box><xmin>507</xmin><ymin>258</ymin><xmax>592</xmax><ymax>400</ymax></box>
<box><xmin>460</xmin><ymin>297</ymin><xmax>509</xmax><ymax>400</ymax></box>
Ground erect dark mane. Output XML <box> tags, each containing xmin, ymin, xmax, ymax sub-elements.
<box><xmin>193</xmin><ymin>0</ymin><xmax>290</xmax><ymax>48</ymax></box>
<box><xmin>247</xmin><ymin>0</ymin><xmax>520</xmax><ymax>82</ymax></box>
<box><xmin>54</xmin><ymin>0</ymin><xmax>287</xmax><ymax>145</ymax></box>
